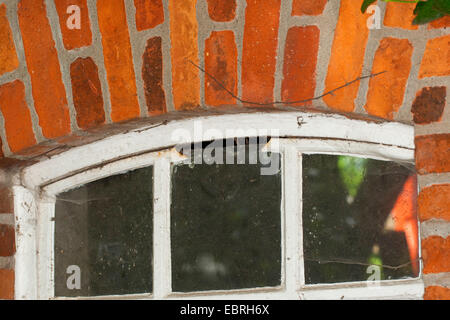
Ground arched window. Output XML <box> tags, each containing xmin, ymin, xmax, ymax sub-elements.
<box><xmin>12</xmin><ymin>111</ymin><xmax>424</xmax><ymax>299</ymax></box>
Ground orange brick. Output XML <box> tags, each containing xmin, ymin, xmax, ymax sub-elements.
<box><xmin>18</xmin><ymin>0</ymin><xmax>70</xmax><ymax>139</ymax></box>
<box><xmin>364</xmin><ymin>38</ymin><xmax>413</xmax><ymax>119</ymax></box>
<box><xmin>205</xmin><ymin>31</ymin><xmax>237</xmax><ymax>107</ymax></box>
<box><xmin>424</xmin><ymin>286</ymin><xmax>450</xmax><ymax>300</ymax></box>
<box><xmin>0</xmin><ymin>224</ymin><xmax>15</xmax><ymax>257</ymax></box>
<box><xmin>134</xmin><ymin>0</ymin><xmax>164</xmax><ymax>31</ymax></box>
<box><xmin>0</xmin><ymin>269</ymin><xmax>14</xmax><ymax>299</ymax></box>
<box><xmin>70</xmin><ymin>57</ymin><xmax>105</xmax><ymax>129</ymax></box>
<box><xmin>422</xmin><ymin>236</ymin><xmax>450</xmax><ymax>274</ymax></box>
<box><xmin>169</xmin><ymin>0</ymin><xmax>200</xmax><ymax>110</ymax></box>
<box><xmin>142</xmin><ymin>37</ymin><xmax>166</xmax><ymax>115</ymax></box>
<box><xmin>281</xmin><ymin>26</ymin><xmax>319</xmax><ymax>106</ymax></box>
<box><xmin>412</xmin><ymin>87</ymin><xmax>446</xmax><ymax>124</ymax></box>
<box><xmin>415</xmin><ymin>134</ymin><xmax>450</xmax><ymax>175</ymax></box>
<box><xmin>0</xmin><ymin>4</ymin><xmax>19</xmax><ymax>76</ymax></box>
<box><xmin>0</xmin><ymin>188</ymin><xmax>12</xmax><ymax>213</ymax></box>
<box><xmin>0</xmin><ymin>81</ymin><xmax>36</xmax><ymax>153</ymax></box>
<box><xmin>323</xmin><ymin>0</ymin><xmax>371</xmax><ymax>112</ymax></box>
<box><xmin>207</xmin><ymin>0</ymin><xmax>236</xmax><ymax>22</ymax></box>
<box><xmin>419</xmin><ymin>35</ymin><xmax>450</xmax><ymax>79</ymax></box>
<box><xmin>383</xmin><ymin>2</ymin><xmax>418</xmax><ymax>30</ymax></box>
<box><xmin>54</xmin><ymin>0</ymin><xmax>92</xmax><ymax>50</ymax></box>
<box><xmin>242</xmin><ymin>0</ymin><xmax>281</xmax><ymax>105</ymax></box>
<box><xmin>419</xmin><ymin>184</ymin><xmax>450</xmax><ymax>221</ymax></box>
<box><xmin>429</xmin><ymin>15</ymin><xmax>450</xmax><ymax>29</ymax></box>
<box><xmin>97</xmin><ymin>0</ymin><xmax>140</xmax><ymax>122</ymax></box>
<box><xmin>292</xmin><ymin>0</ymin><xmax>327</xmax><ymax>16</ymax></box>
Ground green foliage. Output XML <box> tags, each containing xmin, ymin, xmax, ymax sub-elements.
<box><xmin>361</xmin><ymin>0</ymin><xmax>378</xmax><ymax>13</ymax></box>
<box><xmin>361</xmin><ymin>0</ymin><xmax>450</xmax><ymax>25</ymax></box>
<box><xmin>413</xmin><ymin>1</ymin><xmax>445</xmax><ymax>24</ymax></box>
<box><xmin>337</xmin><ymin>156</ymin><xmax>368</xmax><ymax>198</ymax></box>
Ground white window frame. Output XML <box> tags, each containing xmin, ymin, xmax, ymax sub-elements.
<box><xmin>12</xmin><ymin>111</ymin><xmax>424</xmax><ymax>300</ymax></box>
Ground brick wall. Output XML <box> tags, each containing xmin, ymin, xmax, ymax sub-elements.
<box><xmin>0</xmin><ymin>186</ymin><xmax>14</xmax><ymax>300</ymax></box>
<box><xmin>0</xmin><ymin>0</ymin><xmax>448</xmax><ymax>299</ymax></box>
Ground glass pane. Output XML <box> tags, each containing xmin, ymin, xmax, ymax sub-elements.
<box><xmin>54</xmin><ymin>166</ymin><xmax>153</xmax><ymax>297</ymax></box>
<box><xmin>171</xmin><ymin>141</ymin><xmax>282</xmax><ymax>292</ymax></box>
<box><xmin>303</xmin><ymin>154</ymin><xmax>419</xmax><ymax>284</ymax></box>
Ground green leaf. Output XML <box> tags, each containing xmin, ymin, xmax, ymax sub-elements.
<box><xmin>361</xmin><ymin>0</ymin><xmax>377</xmax><ymax>13</ymax></box>
<box><xmin>413</xmin><ymin>1</ymin><xmax>445</xmax><ymax>25</ymax></box>
<box><xmin>432</xmin><ymin>0</ymin><xmax>450</xmax><ymax>14</ymax></box>
<box><xmin>413</xmin><ymin>1</ymin><xmax>427</xmax><ymax>15</ymax></box>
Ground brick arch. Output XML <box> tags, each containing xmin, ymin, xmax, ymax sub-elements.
<box><xmin>0</xmin><ymin>0</ymin><xmax>449</xmax><ymax>299</ymax></box>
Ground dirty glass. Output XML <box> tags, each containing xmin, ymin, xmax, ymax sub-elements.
<box><xmin>54</xmin><ymin>167</ymin><xmax>153</xmax><ymax>297</ymax></box>
<box><xmin>303</xmin><ymin>154</ymin><xmax>419</xmax><ymax>284</ymax></box>
<box><xmin>171</xmin><ymin>139</ymin><xmax>282</xmax><ymax>292</ymax></box>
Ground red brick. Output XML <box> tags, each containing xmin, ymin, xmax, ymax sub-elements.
<box><xmin>134</xmin><ymin>0</ymin><xmax>164</xmax><ymax>31</ymax></box>
<box><xmin>18</xmin><ymin>0</ymin><xmax>71</xmax><ymax>139</ymax></box>
<box><xmin>97</xmin><ymin>0</ymin><xmax>140</xmax><ymax>122</ymax></box>
<box><xmin>415</xmin><ymin>134</ymin><xmax>450</xmax><ymax>175</ymax></box>
<box><xmin>429</xmin><ymin>15</ymin><xmax>450</xmax><ymax>29</ymax></box>
<box><xmin>383</xmin><ymin>2</ymin><xmax>418</xmax><ymax>30</ymax></box>
<box><xmin>54</xmin><ymin>0</ymin><xmax>92</xmax><ymax>50</ymax></box>
<box><xmin>364</xmin><ymin>38</ymin><xmax>413</xmax><ymax>119</ymax></box>
<box><xmin>424</xmin><ymin>286</ymin><xmax>450</xmax><ymax>300</ymax></box>
<box><xmin>242</xmin><ymin>0</ymin><xmax>281</xmax><ymax>105</ymax></box>
<box><xmin>70</xmin><ymin>57</ymin><xmax>105</xmax><ymax>129</ymax></box>
<box><xmin>422</xmin><ymin>236</ymin><xmax>450</xmax><ymax>274</ymax></box>
<box><xmin>0</xmin><ymin>80</ymin><xmax>36</xmax><ymax>153</ymax></box>
<box><xmin>0</xmin><ymin>224</ymin><xmax>15</xmax><ymax>257</ymax></box>
<box><xmin>281</xmin><ymin>26</ymin><xmax>319</xmax><ymax>106</ymax></box>
<box><xmin>0</xmin><ymin>269</ymin><xmax>14</xmax><ymax>299</ymax></box>
<box><xmin>419</xmin><ymin>184</ymin><xmax>450</xmax><ymax>221</ymax></box>
<box><xmin>207</xmin><ymin>0</ymin><xmax>236</xmax><ymax>22</ymax></box>
<box><xmin>419</xmin><ymin>35</ymin><xmax>450</xmax><ymax>79</ymax></box>
<box><xmin>0</xmin><ymin>4</ymin><xmax>19</xmax><ymax>76</ymax></box>
<box><xmin>205</xmin><ymin>31</ymin><xmax>237</xmax><ymax>107</ymax></box>
<box><xmin>0</xmin><ymin>188</ymin><xmax>12</xmax><ymax>213</ymax></box>
<box><xmin>323</xmin><ymin>0</ymin><xmax>371</xmax><ymax>112</ymax></box>
<box><xmin>412</xmin><ymin>87</ymin><xmax>446</xmax><ymax>124</ymax></box>
<box><xmin>292</xmin><ymin>0</ymin><xmax>327</xmax><ymax>16</ymax></box>
<box><xmin>142</xmin><ymin>37</ymin><xmax>166</xmax><ymax>115</ymax></box>
<box><xmin>169</xmin><ymin>0</ymin><xmax>200</xmax><ymax>110</ymax></box>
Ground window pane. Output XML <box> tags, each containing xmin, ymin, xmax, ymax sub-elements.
<box><xmin>303</xmin><ymin>154</ymin><xmax>418</xmax><ymax>284</ymax></box>
<box><xmin>171</xmin><ymin>143</ymin><xmax>282</xmax><ymax>292</ymax></box>
<box><xmin>54</xmin><ymin>166</ymin><xmax>153</xmax><ymax>297</ymax></box>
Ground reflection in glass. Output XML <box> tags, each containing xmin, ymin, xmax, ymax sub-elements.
<box><xmin>171</xmin><ymin>141</ymin><xmax>282</xmax><ymax>292</ymax></box>
<box><xmin>54</xmin><ymin>167</ymin><xmax>153</xmax><ymax>297</ymax></box>
<box><xmin>303</xmin><ymin>155</ymin><xmax>418</xmax><ymax>284</ymax></box>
